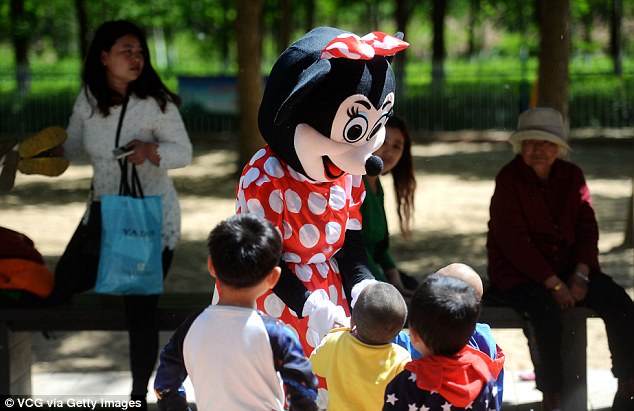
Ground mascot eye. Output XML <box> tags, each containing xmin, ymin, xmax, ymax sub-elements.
<box><xmin>366</xmin><ymin>111</ymin><xmax>392</xmax><ymax>141</ymax></box>
<box><xmin>343</xmin><ymin>108</ymin><xmax>369</xmax><ymax>143</ymax></box>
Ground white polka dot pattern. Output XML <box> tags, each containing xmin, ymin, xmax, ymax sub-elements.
<box><xmin>246</xmin><ymin>198</ymin><xmax>265</xmax><ymax>219</ymax></box>
<box><xmin>243</xmin><ymin>168</ymin><xmax>260</xmax><ymax>189</ymax></box>
<box><xmin>325</xmin><ymin>221</ymin><xmax>342</xmax><ymax>244</ymax></box>
<box><xmin>307</xmin><ymin>253</ymin><xmax>327</xmax><ymax>264</ymax></box>
<box><xmin>306</xmin><ymin>328</ymin><xmax>321</xmax><ymax>348</ymax></box>
<box><xmin>236</xmin><ymin>146</ymin><xmax>365</xmax><ymax>356</ymax></box>
<box><xmin>285</xmin><ymin>189</ymin><xmax>302</xmax><ymax>213</ymax></box>
<box><xmin>308</xmin><ymin>192</ymin><xmax>328</xmax><ymax>215</ymax></box>
<box><xmin>282</xmin><ymin>220</ymin><xmax>293</xmax><ymax>239</ymax></box>
<box><xmin>264</xmin><ymin>156</ymin><xmax>285</xmax><ymax>178</ymax></box>
<box><xmin>263</xmin><ymin>293</ymin><xmax>285</xmax><ymax>318</ymax></box>
<box><xmin>299</xmin><ymin>224</ymin><xmax>320</xmax><ymax>248</ymax></box>
<box><xmin>328</xmin><ymin>284</ymin><xmax>339</xmax><ymax>304</ymax></box>
<box><xmin>329</xmin><ymin>185</ymin><xmax>346</xmax><ymax>210</ymax></box>
<box><xmin>250</xmin><ymin>148</ymin><xmax>266</xmax><ymax>165</ymax></box>
<box><xmin>295</xmin><ymin>264</ymin><xmax>313</xmax><ymax>282</ymax></box>
<box><xmin>283</xmin><ymin>252</ymin><xmax>301</xmax><ymax>263</ymax></box>
<box><xmin>347</xmin><ymin>218</ymin><xmax>362</xmax><ymax>230</ymax></box>
<box><xmin>269</xmin><ymin>189</ymin><xmax>283</xmax><ymax>214</ymax></box>
<box><xmin>255</xmin><ymin>174</ymin><xmax>271</xmax><ymax>186</ymax></box>
<box><xmin>316</xmin><ymin>263</ymin><xmax>330</xmax><ymax>278</ymax></box>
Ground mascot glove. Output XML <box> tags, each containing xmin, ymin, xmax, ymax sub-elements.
<box><xmin>303</xmin><ymin>289</ymin><xmax>349</xmax><ymax>340</ymax></box>
<box><xmin>350</xmin><ymin>279</ymin><xmax>379</xmax><ymax>308</ymax></box>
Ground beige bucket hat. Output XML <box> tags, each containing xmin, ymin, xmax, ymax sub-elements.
<box><xmin>509</xmin><ymin>107</ymin><xmax>571</xmax><ymax>150</ymax></box>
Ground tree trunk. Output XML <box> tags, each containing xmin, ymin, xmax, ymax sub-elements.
<box><xmin>220</xmin><ymin>0</ymin><xmax>232</xmax><ymax>71</ymax></box>
<box><xmin>467</xmin><ymin>0</ymin><xmax>481</xmax><ymax>57</ymax></box>
<box><xmin>536</xmin><ymin>0</ymin><xmax>570</xmax><ymax>122</ymax></box>
<box><xmin>394</xmin><ymin>0</ymin><xmax>412</xmax><ymax>96</ymax></box>
<box><xmin>304</xmin><ymin>0</ymin><xmax>315</xmax><ymax>33</ymax></box>
<box><xmin>236</xmin><ymin>0</ymin><xmax>265</xmax><ymax>170</ymax></box>
<box><xmin>10</xmin><ymin>0</ymin><xmax>30</xmax><ymax>95</ymax></box>
<box><xmin>610</xmin><ymin>0</ymin><xmax>622</xmax><ymax>76</ymax></box>
<box><xmin>276</xmin><ymin>0</ymin><xmax>292</xmax><ymax>54</ymax></box>
<box><xmin>74</xmin><ymin>0</ymin><xmax>89</xmax><ymax>62</ymax></box>
<box><xmin>431</xmin><ymin>0</ymin><xmax>448</xmax><ymax>83</ymax></box>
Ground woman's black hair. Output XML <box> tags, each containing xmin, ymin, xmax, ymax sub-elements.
<box><xmin>386</xmin><ymin>115</ymin><xmax>416</xmax><ymax>237</ymax></box>
<box><xmin>83</xmin><ymin>20</ymin><xmax>180</xmax><ymax>116</ymax></box>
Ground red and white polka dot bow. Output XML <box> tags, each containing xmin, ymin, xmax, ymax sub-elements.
<box><xmin>320</xmin><ymin>32</ymin><xmax>409</xmax><ymax>60</ymax></box>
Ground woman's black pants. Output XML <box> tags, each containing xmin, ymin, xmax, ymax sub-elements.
<box><xmin>126</xmin><ymin>248</ymin><xmax>173</xmax><ymax>398</ymax></box>
<box><xmin>502</xmin><ymin>271</ymin><xmax>634</xmax><ymax>393</ymax></box>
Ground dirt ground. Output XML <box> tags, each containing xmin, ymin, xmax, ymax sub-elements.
<box><xmin>1</xmin><ymin>139</ymin><xmax>632</xmax><ymax>374</ymax></box>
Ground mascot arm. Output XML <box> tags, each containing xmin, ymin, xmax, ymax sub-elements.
<box><xmin>334</xmin><ymin>229</ymin><xmax>377</xmax><ymax>308</ymax></box>
<box><xmin>273</xmin><ymin>262</ymin><xmax>312</xmax><ymax>317</ymax></box>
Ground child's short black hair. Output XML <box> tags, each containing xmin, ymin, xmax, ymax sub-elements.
<box><xmin>207</xmin><ymin>214</ymin><xmax>282</xmax><ymax>288</ymax></box>
<box><xmin>409</xmin><ymin>273</ymin><xmax>479</xmax><ymax>356</ymax></box>
<box><xmin>352</xmin><ymin>282</ymin><xmax>407</xmax><ymax>345</ymax></box>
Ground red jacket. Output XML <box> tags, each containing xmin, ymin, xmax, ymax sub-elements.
<box><xmin>486</xmin><ymin>155</ymin><xmax>600</xmax><ymax>291</ymax></box>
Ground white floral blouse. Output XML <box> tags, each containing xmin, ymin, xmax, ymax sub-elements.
<box><xmin>64</xmin><ymin>90</ymin><xmax>193</xmax><ymax>250</ymax></box>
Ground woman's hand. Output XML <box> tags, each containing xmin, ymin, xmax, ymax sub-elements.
<box><xmin>386</xmin><ymin>268</ymin><xmax>414</xmax><ymax>300</ymax></box>
<box><xmin>125</xmin><ymin>140</ymin><xmax>160</xmax><ymax>166</ymax></box>
<box><xmin>551</xmin><ymin>283</ymin><xmax>576</xmax><ymax>310</ymax></box>
<box><xmin>568</xmin><ymin>263</ymin><xmax>590</xmax><ymax>302</ymax></box>
<box><xmin>567</xmin><ymin>275</ymin><xmax>589</xmax><ymax>302</ymax></box>
<box><xmin>544</xmin><ymin>275</ymin><xmax>576</xmax><ymax>310</ymax></box>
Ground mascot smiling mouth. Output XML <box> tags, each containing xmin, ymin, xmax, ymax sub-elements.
<box><xmin>323</xmin><ymin>156</ymin><xmax>344</xmax><ymax>179</ymax></box>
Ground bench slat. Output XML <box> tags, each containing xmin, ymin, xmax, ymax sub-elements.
<box><xmin>0</xmin><ymin>293</ymin><xmax>212</xmax><ymax>331</ymax></box>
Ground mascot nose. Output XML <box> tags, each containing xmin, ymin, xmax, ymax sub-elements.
<box><xmin>365</xmin><ymin>155</ymin><xmax>383</xmax><ymax>176</ymax></box>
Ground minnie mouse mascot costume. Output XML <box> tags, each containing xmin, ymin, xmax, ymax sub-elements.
<box><xmin>234</xmin><ymin>26</ymin><xmax>408</xmax><ymax>361</ymax></box>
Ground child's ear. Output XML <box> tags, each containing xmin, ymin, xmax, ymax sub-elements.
<box><xmin>409</xmin><ymin>328</ymin><xmax>431</xmax><ymax>356</ymax></box>
<box><xmin>267</xmin><ymin>266</ymin><xmax>282</xmax><ymax>289</ymax></box>
<box><xmin>207</xmin><ymin>256</ymin><xmax>217</xmax><ymax>279</ymax></box>
<box><xmin>409</xmin><ymin>328</ymin><xmax>421</xmax><ymax>344</ymax></box>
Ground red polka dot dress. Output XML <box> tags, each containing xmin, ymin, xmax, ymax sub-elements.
<box><xmin>235</xmin><ymin>145</ymin><xmax>365</xmax><ymax>355</ymax></box>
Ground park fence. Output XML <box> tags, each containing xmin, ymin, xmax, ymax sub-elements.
<box><xmin>1</xmin><ymin>72</ymin><xmax>632</xmax><ymax>142</ymax></box>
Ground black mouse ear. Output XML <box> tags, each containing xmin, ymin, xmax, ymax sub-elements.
<box><xmin>386</xmin><ymin>32</ymin><xmax>405</xmax><ymax>64</ymax></box>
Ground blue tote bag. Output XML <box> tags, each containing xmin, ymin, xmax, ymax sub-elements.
<box><xmin>96</xmin><ymin>185</ymin><xmax>163</xmax><ymax>295</ymax></box>
<box><xmin>95</xmin><ymin>98</ymin><xmax>163</xmax><ymax>295</ymax></box>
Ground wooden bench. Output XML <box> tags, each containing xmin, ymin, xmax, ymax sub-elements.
<box><xmin>0</xmin><ymin>292</ymin><xmax>212</xmax><ymax>395</ymax></box>
<box><xmin>1</xmin><ymin>293</ymin><xmax>597</xmax><ymax>411</ymax></box>
<box><xmin>480</xmin><ymin>304</ymin><xmax>597</xmax><ymax>411</ymax></box>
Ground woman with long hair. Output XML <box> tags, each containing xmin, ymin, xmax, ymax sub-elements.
<box><xmin>361</xmin><ymin>115</ymin><xmax>417</xmax><ymax>297</ymax></box>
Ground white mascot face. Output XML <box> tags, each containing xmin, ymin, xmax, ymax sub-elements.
<box><xmin>294</xmin><ymin>92</ymin><xmax>394</xmax><ymax>182</ymax></box>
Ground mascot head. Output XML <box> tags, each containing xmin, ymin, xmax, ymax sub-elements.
<box><xmin>258</xmin><ymin>27</ymin><xmax>408</xmax><ymax>182</ymax></box>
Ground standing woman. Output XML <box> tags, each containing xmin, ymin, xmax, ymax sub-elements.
<box><xmin>54</xmin><ymin>20</ymin><xmax>192</xmax><ymax>407</ymax></box>
<box><xmin>361</xmin><ymin>115</ymin><xmax>417</xmax><ymax>297</ymax></box>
